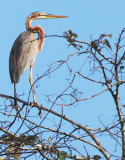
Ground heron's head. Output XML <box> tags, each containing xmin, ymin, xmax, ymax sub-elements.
<box><xmin>26</xmin><ymin>12</ymin><xmax>68</xmax><ymax>33</ymax></box>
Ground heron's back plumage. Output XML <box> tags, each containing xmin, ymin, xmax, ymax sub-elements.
<box><xmin>9</xmin><ymin>31</ymin><xmax>39</xmax><ymax>83</ymax></box>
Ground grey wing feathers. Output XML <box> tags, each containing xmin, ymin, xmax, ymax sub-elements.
<box><xmin>9</xmin><ymin>31</ymin><xmax>39</xmax><ymax>83</ymax></box>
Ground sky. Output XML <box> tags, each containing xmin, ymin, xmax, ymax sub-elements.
<box><xmin>0</xmin><ymin>0</ymin><xmax>125</xmax><ymax>159</ymax></box>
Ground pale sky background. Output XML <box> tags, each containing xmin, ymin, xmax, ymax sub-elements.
<box><xmin>0</xmin><ymin>1</ymin><xmax>125</xmax><ymax>159</ymax></box>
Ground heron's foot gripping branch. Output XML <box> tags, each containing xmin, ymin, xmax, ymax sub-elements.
<box><xmin>28</xmin><ymin>100</ymin><xmax>39</xmax><ymax>112</ymax></box>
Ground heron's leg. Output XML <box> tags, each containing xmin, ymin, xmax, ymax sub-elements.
<box><xmin>9</xmin><ymin>83</ymin><xmax>18</xmax><ymax>115</ymax></box>
<box><xmin>29</xmin><ymin>66</ymin><xmax>38</xmax><ymax>111</ymax></box>
<box><xmin>14</xmin><ymin>83</ymin><xmax>17</xmax><ymax>106</ymax></box>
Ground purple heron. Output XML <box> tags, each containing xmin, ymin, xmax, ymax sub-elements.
<box><xmin>9</xmin><ymin>12</ymin><xmax>67</xmax><ymax>107</ymax></box>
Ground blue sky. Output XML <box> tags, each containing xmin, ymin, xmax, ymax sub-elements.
<box><xmin>0</xmin><ymin>0</ymin><xmax>125</xmax><ymax>159</ymax></box>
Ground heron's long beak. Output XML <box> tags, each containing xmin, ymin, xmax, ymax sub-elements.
<box><xmin>37</xmin><ymin>12</ymin><xmax>68</xmax><ymax>19</ymax></box>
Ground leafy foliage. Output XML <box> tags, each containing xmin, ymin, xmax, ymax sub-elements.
<box><xmin>63</xmin><ymin>29</ymin><xmax>83</xmax><ymax>50</ymax></box>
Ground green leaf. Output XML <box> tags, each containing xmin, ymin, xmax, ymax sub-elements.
<box><xmin>72</xmin><ymin>33</ymin><xmax>78</xmax><ymax>37</ymax></box>
<box><xmin>107</xmin><ymin>34</ymin><xmax>112</xmax><ymax>38</ymax></box>
<box><xmin>104</xmin><ymin>39</ymin><xmax>112</xmax><ymax>50</ymax></box>
<box><xmin>100</xmin><ymin>34</ymin><xmax>107</xmax><ymax>38</ymax></box>
<box><xmin>57</xmin><ymin>151</ymin><xmax>67</xmax><ymax>160</ymax></box>
<box><xmin>100</xmin><ymin>34</ymin><xmax>112</xmax><ymax>39</ymax></box>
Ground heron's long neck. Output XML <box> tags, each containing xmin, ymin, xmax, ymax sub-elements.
<box><xmin>26</xmin><ymin>17</ymin><xmax>45</xmax><ymax>51</ymax></box>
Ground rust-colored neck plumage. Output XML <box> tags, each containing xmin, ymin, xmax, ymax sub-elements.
<box><xmin>26</xmin><ymin>13</ymin><xmax>44</xmax><ymax>51</ymax></box>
